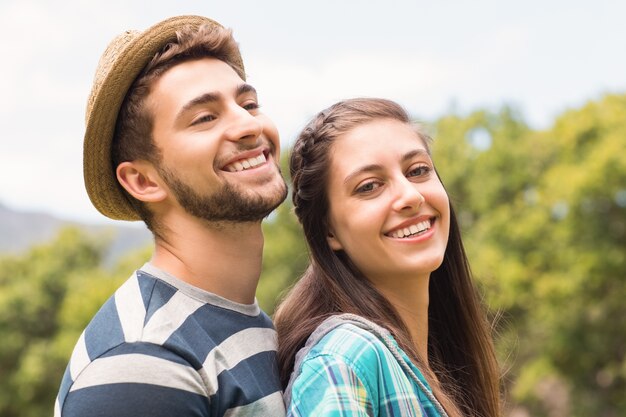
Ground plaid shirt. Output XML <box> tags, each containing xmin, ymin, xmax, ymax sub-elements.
<box><xmin>285</xmin><ymin>317</ymin><xmax>445</xmax><ymax>417</ymax></box>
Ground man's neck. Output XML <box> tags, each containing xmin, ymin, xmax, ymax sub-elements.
<box><xmin>150</xmin><ymin>213</ymin><xmax>265</xmax><ymax>304</ymax></box>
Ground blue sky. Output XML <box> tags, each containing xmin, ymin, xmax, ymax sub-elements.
<box><xmin>1</xmin><ymin>0</ymin><xmax>625</xmax><ymax>224</ymax></box>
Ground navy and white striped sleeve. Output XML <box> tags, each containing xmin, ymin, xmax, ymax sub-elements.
<box><xmin>58</xmin><ymin>339</ymin><xmax>210</xmax><ymax>416</ymax></box>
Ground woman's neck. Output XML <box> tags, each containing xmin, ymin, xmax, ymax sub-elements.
<box><xmin>373</xmin><ymin>274</ymin><xmax>431</xmax><ymax>363</ymax></box>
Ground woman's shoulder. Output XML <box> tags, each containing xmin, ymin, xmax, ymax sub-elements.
<box><xmin>286</xmin><ymin>317</ymin><xmax>433</xmax><ymax>416</ymax></box>
<box><xmin>298</xmin><ymin>316</ymin><xmax>403</xmax><ymax>379</ymax></box>
<box><xmin>290</xmin><ymin>321</ymin><xmax>397</xmax><ymax>405</ymax></box>
<box><xmin>308</xmin><ymin>322</ymin><xmax>390</xmax><ymax>358</ymax></box>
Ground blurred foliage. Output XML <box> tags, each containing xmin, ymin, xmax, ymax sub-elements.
<box><xmin>0</xmin><ymin>228</ymin><xmax>148</xmax><ymax>417</ymax></box>
<box><xmin>0</xmin><ymin>94</ymin><xmax>624</xmax><ymax>417</ymax></box>
<box><xmin>0</xmin><ymin>229</ymin><xmax>106</xmax><ymax>417</ymax></box>
<box><xmin>258</xmin><ymin>149</ymin><xmax>309</xmax><ymax>313</ymax></box>
<box><xmin>258</xmin><ymin>201</ymin><xmax>308</xmax><ymax>314</ymax></box>
<box><xmin>432</xmin><ymin>94</ymin><xmax>626</xmax><ymax>417</ymax></box>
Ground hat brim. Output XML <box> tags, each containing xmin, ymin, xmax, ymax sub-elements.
<box><xmin>83</xmin><ymin>15</ymin><xmax>243</xmax><ymax>221</ymax></box>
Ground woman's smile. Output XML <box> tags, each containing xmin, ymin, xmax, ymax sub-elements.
<box><xmin>325</xmin><ymin>118</ymin><xmax>450</xmax><ymax>283</ymax></box>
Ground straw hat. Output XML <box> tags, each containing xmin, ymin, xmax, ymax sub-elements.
<box><xmin>83</xmin><ymin>15</ymin><xmax>245</xmax><ymax>221</ymax></box>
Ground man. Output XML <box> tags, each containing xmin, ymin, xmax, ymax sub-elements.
<box><xmin>55</xmin><ymin>15</ymin><xmax>288</xmax><ymax>417</ymax></box>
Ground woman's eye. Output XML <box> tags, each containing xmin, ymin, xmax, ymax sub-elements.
<box><xmin>355</xmin><ymin>181</ymin><xmax>380</xmax><ymax>194</ymax></box>
<box><xmin>407</xmin><ymin>165</ymin><xmax>431</xmax><ymax>178</ymax></box>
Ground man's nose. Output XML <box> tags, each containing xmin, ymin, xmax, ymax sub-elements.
<box><xmin>223</xmin><ymin>105</ymin><xmax>263</xmax><ymax>142</ymax></box>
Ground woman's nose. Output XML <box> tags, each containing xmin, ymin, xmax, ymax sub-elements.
<box><xmin>391</xmin><ymin>177</ymin><xmax>425</xmax><ymax>212</ymax></box>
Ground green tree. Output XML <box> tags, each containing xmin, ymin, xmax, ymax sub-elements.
<box><xmin>0</xmin><ymin>227</ymin><xmax>147</xmax><ymax>417</ymax></box>
<box><xmin>431</xmin><ymin>94</ymin><xmax>626</xmax><ymax>416</ymax></box>
<box><xmin>258</xmin><ymin>151</ymin><xmax>308</xmax><ymax>314</ymax></box>
<box><xmin>513</xmin><ymin>94</ymin><xmax>626</xmax><ymax>416</ymax></box>
<box><xmin>0</xmin><ymin>228</ymin><xmax>105</xmax><ymax>417</ymax></box>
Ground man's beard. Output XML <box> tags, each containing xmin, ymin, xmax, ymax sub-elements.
<box><xmin>159</xmin><ymin>165</ymin><xmax>287</xmax><ymax>223</ymax></box>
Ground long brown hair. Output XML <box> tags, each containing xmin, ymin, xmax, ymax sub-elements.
<box><xmin>274</xmin><ymin>98</ymin><xmax>501</xmax><ymax>417</ymax></box>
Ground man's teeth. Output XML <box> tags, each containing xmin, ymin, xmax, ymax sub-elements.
<box><xmin>226</xmin><ymin>154</ymin><xmax>267</xmax><ymax>172</ymax></box>
<box><xmin>389</xmin><ymin>220</ymin><xmax>431</xmax><ymax>238</ymax></box>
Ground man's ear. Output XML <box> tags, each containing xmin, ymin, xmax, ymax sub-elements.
<box><xmin>327</xmin><ymin>228</ymin><xmax>343</xmax><ymax>251</ymax></box>
<box><xmin>116</xmin><ymin>161</ymin><xmax>167</xmax><ymax>203</ymax></box>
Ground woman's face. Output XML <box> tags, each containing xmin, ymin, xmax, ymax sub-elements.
<box><xmin>325</xmin><ymin>118</ymin><xmax>450</xmax><ymax>285</ymax></box>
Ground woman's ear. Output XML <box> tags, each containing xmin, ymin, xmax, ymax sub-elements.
<box><xmin>116</xmin><ymin>161</ymin><xmax>167</xmax><ymax>203</ymax></box>
<box><xmin>327</xmin><ymin>228</ymin><xmax>343</xmax><ymax>251</ymax></box>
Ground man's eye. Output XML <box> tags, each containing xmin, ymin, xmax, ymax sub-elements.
<box><xmin>243</xmin><ymin>102</ymin><xmax>260</xmax><ymax>111</ymax></box>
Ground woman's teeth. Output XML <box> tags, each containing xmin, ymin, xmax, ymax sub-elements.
<box><xmin>388</xmin><ymin>220</ymin><xmax>431</xmax><ymax>238</ymax></box>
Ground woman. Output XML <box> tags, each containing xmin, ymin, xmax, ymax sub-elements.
<box><xmin>274</xmin><ymin>98</ymin><xmax>501</xmax><ymax>417</ymax></box>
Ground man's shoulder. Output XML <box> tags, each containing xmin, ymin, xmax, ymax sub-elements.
<box><xmin>78</xmin><ymin>267</ymin><xmax>277</xmax><ymax>364</ymax></box>
<box><xmin>58</xmin><ymin>267</ymin><xmax>286</xmax><ymax>417</ymax></box>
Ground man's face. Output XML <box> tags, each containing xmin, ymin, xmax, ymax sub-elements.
<box><xmin>147</xmin><ymin>57</ymin><xmax>287</xmax><ymax>223</ymax></box>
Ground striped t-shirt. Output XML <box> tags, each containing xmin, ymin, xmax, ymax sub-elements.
<box><xmin>55</xmin><ymin>263</ymin><xmax>285</xmax><ymax>417</ymax></box>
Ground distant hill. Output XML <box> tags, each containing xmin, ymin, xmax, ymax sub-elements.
<box><xmin>0</xmin><ymin>202</ymin><xmax>152</xmax><ymax>263</ymax></box>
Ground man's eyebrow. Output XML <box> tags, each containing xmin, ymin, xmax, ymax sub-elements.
<box><xmin>176</xmin><ymin>83</ymin><xmax>258</xmax><ymax>122</ymax></box>
<box><xmin>236</xmin><ymin>83</ymin><xmax>257</xmax><ymax>97</ymax></box>
<box><xmin>177</xmin><ymin>92</ymin><xmax>220</xmax><ymax>120</ymax></box>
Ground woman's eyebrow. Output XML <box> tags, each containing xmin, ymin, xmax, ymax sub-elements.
<box><xmin>402</xmin><ymin>149</ymin><xmax>430</xmax><ymax>162</ymax></box>
<box><xmin>343</xmin><ymin>148</ymin><xmax>430</xmax><ymax>184</ymax></box>
<box><xmin>343</xmin><ymin>164</ymin><xmax>383</xmax><ymax>185</ymax></box>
